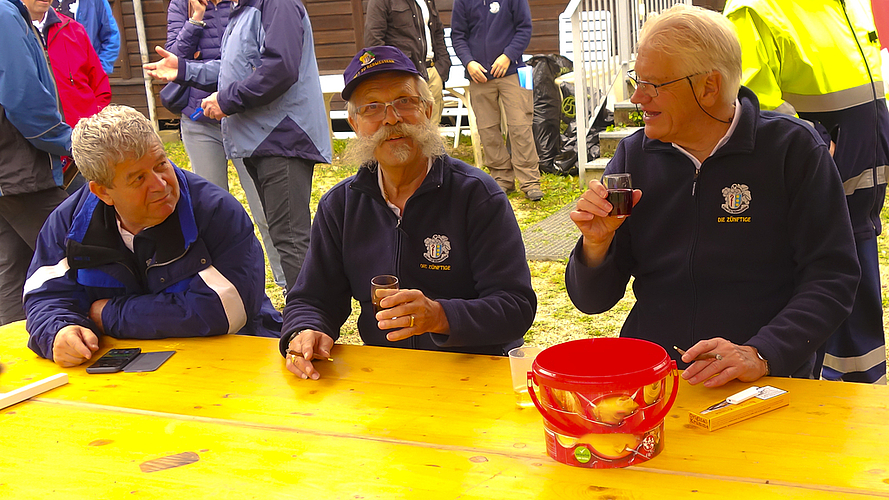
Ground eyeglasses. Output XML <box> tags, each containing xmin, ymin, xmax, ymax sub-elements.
<box><xmin>356</xmin><ymin>96</ymin><xmax>424</xmax><ymax>120</ymax></box>
<box><xmin>627</xmin><ymin>70</ymin><xmax>705</xmax><ymax>98</ymax></box>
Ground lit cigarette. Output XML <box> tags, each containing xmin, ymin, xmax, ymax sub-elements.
<box><xmin>673</xmin><ymin>346</ymin><xmax>723</xmax><ymax>362</ymax></box>
<box><xmin>287</xmin><ymin>349</ymin><xmax>333</xmax><ymax>362</ymax></box>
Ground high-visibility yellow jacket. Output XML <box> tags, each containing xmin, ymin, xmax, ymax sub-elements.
<box><xmin>724</xmin><ymin>0</ymin><xmax>884</xmax><ymax>112</ymax></box>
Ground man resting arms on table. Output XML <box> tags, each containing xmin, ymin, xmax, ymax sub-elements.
<box><xmin>24</xmin><ymin>105</ymin><xmax>282</xmax><ymax>367</ymax></box>
<box><xmin>281</xmin><ymin>46</ymin><xmax>536</xmax><ymax>380</ymax></box>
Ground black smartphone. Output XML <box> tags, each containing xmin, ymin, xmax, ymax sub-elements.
<box><xmin>85</xmin><ymin>348</ymin><xmax>142</xmax><ymax>374</ymax></box>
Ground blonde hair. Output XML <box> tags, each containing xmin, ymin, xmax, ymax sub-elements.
<box><xmin>346</xmin><ymin>73</ymin><xmax>434</xmax><ymax>119</ymax></box>
<box><xmin>638</xmin><ymin>4</ymin><xmax>741</xmax><ymax>107</ymax></box>
<box><xmin>72</xmin><ymin>105</ymin><xmax>162</xmax><ymax>187</ymax></box>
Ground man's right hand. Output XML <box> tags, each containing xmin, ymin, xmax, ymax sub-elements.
<box><xmin>569</xmin><ymin>179</ymin><xmax>642</xmax><ymax>267</ymax></box>
<box><xmin>52</xmin><ymin>325</ymin><xmax>99</xmax><ymax>367</ymax></box>
<box><xmin>143</xmin><ymin>47</ymin><xmax>180</xmax><ymax>82</ymax></box>
<box><xmin>285</xmin><ymin>329</ymin><xmax>334</xmax><ymax>380</ymax></box>
<box><xmin>466</xmin><ymin>61</ymin><xmax>488</xmax><ymax>84</ymax></box>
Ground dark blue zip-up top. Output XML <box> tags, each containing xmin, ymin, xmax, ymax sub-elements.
<box><xmin>281</xmin><ymin>155</ymin><xmax>536</xmax><ymax>356</ymax></box>
<box><xmin>565</xmin><ymin>87</ymin><xmax>860</xmax><ymax>378</ymax></box>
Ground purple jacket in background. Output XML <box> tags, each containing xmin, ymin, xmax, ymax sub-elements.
<box><xmin>165</xmin><ymin>0</ymin><xmax>232</xmax><ymax>123</ymax></box>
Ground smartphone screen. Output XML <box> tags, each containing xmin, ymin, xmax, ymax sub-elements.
<box><xmin>85</xmin><ymin>348</ymin><xmax>142</xmax><ymax>374</ymax></box>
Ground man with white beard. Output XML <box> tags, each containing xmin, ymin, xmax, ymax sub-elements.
<box><xmin>279</xmin><ymin>46</ymin><xmax>536</xmax><ymax>380</ymax></box>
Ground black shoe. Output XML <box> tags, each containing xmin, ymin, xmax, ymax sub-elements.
<box><xmin>525</xmin><ymin>189</ymin><xmax>544</xmax><ymax>202</ymax></box>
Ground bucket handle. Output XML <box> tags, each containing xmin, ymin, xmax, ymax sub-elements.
<box><xmin>527</xmin><ymin>361</ymin><xmax>680</xmax><ymax>436</ymax></box>
<box><xmin>635</xmin><ymin>362</ymin><xmax>679</xmax><ymax>434</ymax></box>
<box><xmin>528</xmin><ymin>371</ymin><xmax>590</xmax><ymax>436</ymax></box>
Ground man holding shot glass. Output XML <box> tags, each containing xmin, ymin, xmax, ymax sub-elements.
<box><xmin>280</xmin><ymin>46</ymin><xmax>536</xmax><ymax>380</ymax></box>
<box><xmin>566</xmin><ymin>5</ymin><xmax>860</xmax><ymax>388</ymax></box>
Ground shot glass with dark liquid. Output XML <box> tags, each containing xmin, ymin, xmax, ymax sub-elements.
<box><xmin>371</xmin><ymin>275</ymin><xmax>399</xmax><ymax>313</ymax></box>
<box><xmin>603</xmin><ymin>173</ymin><xmax>633</xmax><ymax>217</ymax></box>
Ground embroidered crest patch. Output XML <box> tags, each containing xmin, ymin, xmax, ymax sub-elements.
<box><xmin>423</xmin><ymin>235</ymin><xmax>451</xmax><ymax>264</ymax></box>
<box><xmin>721</xmin><ymin>184</ymin><xmax>751</xmax><ymax>215</ymax></box>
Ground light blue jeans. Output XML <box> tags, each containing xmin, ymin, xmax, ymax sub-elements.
<box><xmin>180</xmin><ymin>117</ymin><xmax>286</xmax><ymax>289</ymax></box>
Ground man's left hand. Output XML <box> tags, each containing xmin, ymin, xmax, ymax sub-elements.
<box><xmin>201</xmin><ymin>93</ymin><xmax>227</xmax><ymax>120</ymax></box>
<box><xmin>491</xmin><ymin>54</ymin><xmax>511</xmax><ymax>79</ymax></box>
<box><xmin>680</xmin><ymin>337</ymin><xmax>769</xmax><ymax>387</ymax></box>
<box><xmin>375</xmin><ymin>289</ymin><xmax>449</xmax><ymax>341</ymax></box>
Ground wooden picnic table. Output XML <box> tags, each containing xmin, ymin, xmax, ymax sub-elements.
<box><xmin>1</xmin><ymin>321</ymin><xmax>887</xmax><ymax>499</ymax></box>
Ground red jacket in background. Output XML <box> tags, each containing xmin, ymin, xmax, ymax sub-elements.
<box><xmin>44</xmin><ymin>9</ymin><xmax>110</xmax><ymax>128</ymax></box>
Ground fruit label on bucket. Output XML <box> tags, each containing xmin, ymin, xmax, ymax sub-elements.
<box><xmin>544</xmin><ymin>420</ymin><xmax>664</xmax><ymax>469</ymax></box>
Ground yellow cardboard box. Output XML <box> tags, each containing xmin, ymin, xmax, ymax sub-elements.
<box><xmin>689</xmin><ymin>385</ymin><xmax>789</xmax><ymax>431</ymax></box>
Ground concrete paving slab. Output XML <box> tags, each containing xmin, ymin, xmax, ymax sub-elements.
<box><xmin>522</xmin><ymin>199</ymin><xmax>581</xmax><ymax>261</ymax></box>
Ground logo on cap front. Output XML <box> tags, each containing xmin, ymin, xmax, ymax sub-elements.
<box><xmin>359</xmin><ymin>51</ymin><xmax>376</xmax><ymax>67</ymax></box>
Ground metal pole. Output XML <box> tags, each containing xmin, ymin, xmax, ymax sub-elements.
<box><xmin>132</xmin><ymin>0</ymin><xmax>158</xmax><ymax>131</ymax></box>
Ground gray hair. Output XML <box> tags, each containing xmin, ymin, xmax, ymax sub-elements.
<box><xmin>638</xmin><ymin>4</ymin><xmax>741</xmax><ymax>107</ymax></box>
<box><xmin>346</xmin><ymin>73</ymin><xmax>435</xmax><ymax>119</ymax></box>
<box><xmin>72</xmin><ymin>105</ymin><xmax>163</xmax><ymax>187</ymax></box>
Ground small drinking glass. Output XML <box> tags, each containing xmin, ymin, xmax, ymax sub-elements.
<box><xmin>509</xmin><ymin>346</ymin><xmax>543</xmax><ymax>408</ymax></box>
<box><xmin>371</xmin><ymin>275</ymin><xmax>399</xmax><ymax>313</ymax></box>
<box><xmin>603</xmin><ymin>173</ymin><xmax>633</xmax><ymax>217</ymax></box>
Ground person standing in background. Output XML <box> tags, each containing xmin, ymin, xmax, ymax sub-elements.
<box><xmin>450</xmin><ymin>0</ymin><xmax>543</xmax><ymax>201</ymax></box>
<box><xmin>145</xmin><ymin>0</ymin><xmax>332</xmax><ymax>292</ymax></box>
<box><xmin>364</xmin><ymin>0</ymin><xmax>451</xmax><ymax>125</ymax></box>
<box><xmin>53</xmin><ymin>0</ymin><xmax>119</xmax><ymax>75</ymax></box>
<box><xmin>26</xmin><ymin>0</ymin><xmax>110</xmax><ymax>192</ymax></box>
<box><xmin>0</xmin><ymin>0</ymin><xmax>71</xmax><ymax>324</ymax></box>
<box><xmin>724</xmin><ymin>0</ymin><xmax>888</xmax><ymax>384</ymax></box>
<box><xmin>165</xmin><ymin>0</ymin><xmax>286</xmax><ymax>291</ymax></box>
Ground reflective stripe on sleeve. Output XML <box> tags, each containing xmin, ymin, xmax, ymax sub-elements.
<box><xmin>822</xmin><ymin>345</ymin><xmax>887</xmax><ymax>375</ymax></box>
<box><xmin>198</xmin><ymin>266</ymin><xmax>247</xmax><ymax>334</ymax></box>
<box><xmin>783</xmin><ymin>81</ymin><xmax>885</xmax><ymax>113</ymax></box>
<box><xmin>22</xmin><ymin>257</ymin><xmax>70</xmax><ymax>299</ymax></box>
<box><xmin>843</xmin><ymin>165</ymin><xmax>888</xmax><ymax>195</ymax></box>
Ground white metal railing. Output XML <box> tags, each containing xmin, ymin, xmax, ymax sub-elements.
<box><xmin>561</xmin><ymin>0</ymin><xmax>690</xmax><ymax>185</ymax></box>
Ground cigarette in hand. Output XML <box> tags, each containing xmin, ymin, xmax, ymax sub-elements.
<box><xmin>673</xmin><ymin>346</ymin><xmax>723</xmax><ymax>362</ymax></box>
<box><xmin>287</xmin><ymin>349</ymin><xmax>333</xmax><ymax>362</ymax></box>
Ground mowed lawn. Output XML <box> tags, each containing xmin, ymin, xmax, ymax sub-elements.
<box><xmin>164</xmin><ymin>136</ymin><xmax>889</xmax><ymax>369</ymax></box>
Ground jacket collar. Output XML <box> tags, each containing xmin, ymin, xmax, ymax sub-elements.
<box><xmin>349</xmin><ymin>155</ymin><xmax>445</xmax><ymax>201</ymax></box>
<box><xmin>641</xmin><ymin>86</ymin><xmax>761</xmax><ymax>158</ymax></box>
<box><xmin>66</xmin><ymin>166</ymin><xmax>199</xmax><ymax>269</ymax></box>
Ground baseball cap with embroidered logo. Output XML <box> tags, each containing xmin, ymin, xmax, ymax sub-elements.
<box><xmin>341</xmin><ymin>46</ymin><xmax>421</xmax><ymax>101</ymax></box>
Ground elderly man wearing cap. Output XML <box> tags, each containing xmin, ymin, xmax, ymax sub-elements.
<box><xmin>279</xmin><ymin>46</ymin><xmax>537</xmax><ymax>380</ymax></box>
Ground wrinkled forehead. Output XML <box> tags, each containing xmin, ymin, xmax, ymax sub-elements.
<box><xmin>351</xmin><ymin>72</ymin><xmax>418</xmax><ymax>103</ymax></box>
<box><xmin>633</xmin><ymin>46</ymin><xmax>684</xmax><ymax>82</ymax></box>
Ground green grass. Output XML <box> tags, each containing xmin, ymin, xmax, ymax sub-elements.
<box><xmin>163</xmin><ymin>137</ymin><xmax>887</xmax><ymax>354</ymax></box>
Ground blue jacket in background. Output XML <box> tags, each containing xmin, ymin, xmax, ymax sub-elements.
<box><xmin>178</xmin><ymin>0</ymin><xmax>331</xmax><ymax>163</ymax></box>
<box><xmin>450</xmin><ymin>0</ymin><xmax>532</xmax><ymax>79</ymax></box>
<box><xmin>165</xmin><ymin>0</ymin><xmax>231</xmax><ymax>123</ymax></box>
<box><xmin>281</xmin><ymin>155</ymin><xmax>536</xmax><ymax>356</ymax></box>
<box><xmin>0</xmin><ymin>0</ymin><xmax>71</xmax><ymax>195</ymax></box>
<box><xmin>24</xmin><ymin>167</ymin><xmax>282</xmax><ymax>361</ymax></box>
<box><xmin>57</xmin><ymin>0</ymin><xmax>120</xmax><ymax>74</ymax></box>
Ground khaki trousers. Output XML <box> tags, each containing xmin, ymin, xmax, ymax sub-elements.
<box><xmin>428</xmin><ymin>66</ymin><xmax>444</xmax><ymax>125</ymax></box>
<box><xmin>469</xmin><ymin>73</ymin><xmax>540</xmax><ymax>193</ymax></box>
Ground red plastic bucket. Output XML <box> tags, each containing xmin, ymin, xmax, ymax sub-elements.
<box><xmin>528</xmin><ymin>338</ymin><xmax>678</xmax><ymax>468</ymax></box>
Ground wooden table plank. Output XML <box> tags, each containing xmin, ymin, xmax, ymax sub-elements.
<box><xmin>2</xmin><ymin>322</ymin><xmax>888</xmax><ymax>496</ymax></box>
<box><xmin>0</xmin><ymin>401</ymin><xmax>870</xmax><ymax>500</ymax></box>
